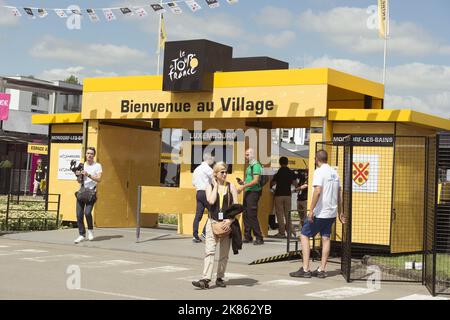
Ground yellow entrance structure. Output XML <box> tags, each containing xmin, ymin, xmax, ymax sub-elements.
<box><xmin>32</xmin><ymin>40</ymin><xmax>450</xmax><ymax>253</ymax></box>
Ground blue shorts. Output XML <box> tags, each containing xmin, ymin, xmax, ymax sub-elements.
<box><xmin>301</xmin><ymin>217</ymin><xmax>336</xmax><ymax>238</ymax></box>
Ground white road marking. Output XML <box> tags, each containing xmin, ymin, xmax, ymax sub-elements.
<box><xmin>22</xmin><ymin>254</ymin><xmax>92</xmax><ymax>262</ymax></box>
<box><xmin>0</xmin><ymin>250</ymin><xmax>21</xmax><ymax>256</ymax></box>
<box><xmin>80</xmin><ymin>260</ymin><xmax>142</xmax><ymax>269</ymax></box>
<box><xmin>76</xmin><ymin>288</ymin><xmax>154</xmax><ymax>300</ymax></box>
<box><xmin>396</xmin><ymin>294</ymin><xmax>449</xmax><ymax>300</ymax></box>
<box><xmin>123</xmin><ymin>265</ymin><xmax>189</xmax><ymax>275</ymax></box>
<box><xmin>177</xmin><ymin>273</ymin><xmax>249</xmax><ymax>282</ymax></box>
<box><xmin>262</xmin><ymin>279</ymin><xmax>310</xmax><ymax>286</ymax></box>
<box><xmin>0</xmin><ymin>245</ymin><xmax>10</xmax><ymax>248</ymax></box>
<box><xmin>306</xmin><ymin>287</ymin><xmax>378</xmax><ymax>300</ymax></box>
<box><xmin>15</xmin><ymin>249</ymin><xmax>48</xmax><ymax>253</ymax></box>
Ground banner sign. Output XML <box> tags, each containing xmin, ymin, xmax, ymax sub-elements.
<box><xmin>27</xmin><ymin>144</ymin><xmax>48</xmax><ymax>155</ymax></box>
<box><xmin>58</xmin><ymin>149</ymin><xmax>82</xmax><ymax>180</ymax></box>
<box><xmin>333</xmin><ymin>134</ymin><xmax>394</xmax><ymax>146</ymax></box>
<box><xmin>51</xmin><ymin>133</ymin><xmax>83</xmax><ymax>144</ymax></box>
<box><xmin>0</xmin><ymin>93</ymin><xmax>11</xmax><ymax>121</ymax></box>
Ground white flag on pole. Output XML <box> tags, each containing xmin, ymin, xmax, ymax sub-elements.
<box><xmin>185</xmin><ymin>0</ymin><xmax>202</xmax><ymax>12</ymax></box>
<box><xmin>7</xmin><ymin>7</ymin><xmax>22</xmax><ymax>17</ymax></box>
<box><xmin>167</xmin><ymin>2</ymin><xmax>183</xmax><ymax>14</ymax></box>
<box><xmin>54</xmin><ymin>9</ymin><xmax>68</xmax><ymax>18</ymax></box>
<box><xmin>134</xmin><ymin>7</ymin><xmax>148</xmax><ymax>17</ymax></box>
<box><xmin>205</xmin><ymin>0</ymin><xmax>220</xmax><ymax>9</ymax></box>
<box><xmin>103</xmin><ymin>8</ymin><xmax>116</xmax><ymax>21</ymax></box>
<box><xmin>151</xmin><ymin>4</ymin><xmax>167</xmax><ymax>14</ymax></box>
<box><xmin>86</xmin><ymin>9</ymin><xmax>100</xmax><ymax>22</ymax></box>
<box><xmin>37</xmin><ymin>9</ymin><xmax>48</xmax><ymax>18</ymax></box>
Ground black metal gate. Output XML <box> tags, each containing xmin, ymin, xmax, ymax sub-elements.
<box><xmin>425</xmin><ymin>133</ymin><xmax>450</xmax><ymax>296</ymax></box>
<box><xmin>317</xmin><ymin>135</ymin><xmax>433</xmax><ymax>284</ymax></box>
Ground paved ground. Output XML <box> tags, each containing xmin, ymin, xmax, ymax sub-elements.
<box><xmin>0</xmin><ymin>228</ymin><xmax>445</xmax><ymax>300</ymax></box>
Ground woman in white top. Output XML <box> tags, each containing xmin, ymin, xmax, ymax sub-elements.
<box><xmin>74</xmin><ymin>147</ymin><xmax>102</xmax><ymax>244</ymax></box>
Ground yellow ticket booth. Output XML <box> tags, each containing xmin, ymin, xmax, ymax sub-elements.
<box><xmin>32</xmin><ymin>40</ymin><xmax>450</xmax><ymax>251</ymax></box>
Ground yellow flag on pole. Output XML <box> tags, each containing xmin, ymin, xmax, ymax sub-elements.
<box><xmin>378</xmin><ymin>0</ymin><xmax>389</xmax><ymax>39</ymax></box>
<box><xmin>159</xmin><ymin>14</ymin><xmax>167</xmax><ymax>49</ymax></box>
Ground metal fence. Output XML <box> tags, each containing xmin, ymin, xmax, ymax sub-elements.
<box><xmin>317</xmin><ymin>136</ymin><xmax>433</xmax><ymax>284</ymax></box>
<box><xmin>425</xmin><ymin>133</ymin><xmax>450</xmax><ymax>296</ymax></box>
<box><xmin>0</xmin><ymin>193</ymin><xmax>61</xmax><ymax>231</ymax></box>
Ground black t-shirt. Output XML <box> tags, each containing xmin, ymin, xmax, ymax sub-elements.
<box><xmin>273</xmin><ymin>167</ymin><xmax>296</xmax><ymax>196</ymax></box>
<box><xmin>35</xmin><ymin>166</ymin><xmax>46</xmax><ymax>182</ymax></box>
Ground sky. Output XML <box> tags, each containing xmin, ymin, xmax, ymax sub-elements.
<box><xmin>0</xmin><ymin>0</ymin><xmax>449</xmax><ymax>118</ymax></box>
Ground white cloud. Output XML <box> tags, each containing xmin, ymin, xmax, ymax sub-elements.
<box><xmin>299</xmin><ymin>7</ymin><xmax>450</xmax><ymax>56</ymax></box>
<box><xmin>306</xmin><ymin>55</ymin><xmax>450</xmax><ymax>118</ymax></box>
<box><xmin>0</xmin><ymin>1</ymin><xmax>20</xmax><ymax>26</ymax></box>
<box><xmin>262</xmin><ymin>30</ymin><xmax>296</xmax><ymax>49</ymax></box>
<box><xmin>138</xmin><ymin>11</ymin><xmax>245</xmax><ymax>40</ymax></box>
<box><xmin>30</xmin><ymin>35</ymin><xmax>150</xmax><ymax>67</ymax></box>
<box><xmin>38</xmin><ymin>66</ymin><xmax>118</xmax><ymax>82</ymax></box>
<box><xmin>253</xmin><ymin>6</ymin><xmax>294</xmax><ymax>29</ymax></box>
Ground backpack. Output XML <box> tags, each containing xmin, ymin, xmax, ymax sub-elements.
<box><xmin>250</xmin><ymin>162</ymin><xmax>269</xmax><ymax>188</ymax></box>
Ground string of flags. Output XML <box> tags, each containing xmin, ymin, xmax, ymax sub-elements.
<box><xmin>3</xmin><ymin>0</ymin><xmax>239</xmax><ymax>22</ymax></box>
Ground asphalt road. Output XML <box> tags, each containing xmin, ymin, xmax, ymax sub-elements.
<box><xmin>0</xmin><ymin>237</ymin><xmax>441</xmax><ymax>301</ymax></box>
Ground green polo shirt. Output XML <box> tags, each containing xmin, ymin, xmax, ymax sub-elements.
<box><xmin>245</xmin><ymin>160</ymin><xmax>263</xmax><ymax>192</ymax></box>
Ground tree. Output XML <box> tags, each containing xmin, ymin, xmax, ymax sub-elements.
<box><xmin>64</xmin><ymin>75</ymin><xmax>81</xmax><ymax>85</ymax></box>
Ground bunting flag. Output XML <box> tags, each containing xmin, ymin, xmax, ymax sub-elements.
<box><xmin>37</xmin><ymin>9</ymin><xmax>48</xmax><ymax>18</ymax></box>
<box><xmin>120</xmin><ymin>8</ymin><xmax>134</xmax><ymax>16</ymax></box>
<box><xmin>23</xmin><ymin>7</ymin><xmax>36</xmax><ymax>19</ymax></box>
<box><xmin>86</xmin><ymin>9</ymin><xmax>100</xmax><ymax>22</ymax></box>
<box><xmin>54</xmin><ymin>9</ymin><xmax>68</xmax><ymax>18</ymax></box>
<box><xmin>103</xmin><ymin>8</ymin><xmax>116</xmax><ymax>21</ymax></box>
<box><xmin>151</xmin><ymin>4</ymin><xmax>166</xmax><ymax>14</ymax></box>
<box><xmin>185</xmin><ymin>0</ymin><xmax>202</xmax><ymax>12</ymax></box>
<box><xmin>205</xmin><ymin>0</ymin><xmax>220</xmax><ymax>9</ymax></box>
<box><xmin>167</xmin><ymin>2</ymin><xmax>183</xmax><ymax>14</ymax></box>
<box><xmin>3</xmin><ymin>1</ymin><xmax>233</xmax><ymax>23</ymax></box>
<box><xmin>134</xmin><ymin>7</ymin><xmax>148</xmax><ymax>17</ymax></box>
<box><xmin>7</xmin><ymin>7</ymin><xmax>22</xmax><ymax>17</ymax></box>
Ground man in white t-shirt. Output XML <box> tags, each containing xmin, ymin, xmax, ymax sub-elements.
<box><xmin>74</xmin><ymin>147</ymin><xmax>103</xmax><ymax>244</ymax></box>
<box><xmin>192</xmin><ymin>153</ymin><xmax>214</xmax><ymax>243</ymax></box>
<box><xmin>290</xmin><ymin>150</ymin><xmax>345</xmax><ymax>279</ymax></box>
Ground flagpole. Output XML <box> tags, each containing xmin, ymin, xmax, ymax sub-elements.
<box><xmin>156</xmin><ymin>0</ymin><xmax>163</xmax><ymax>76</ymax></box>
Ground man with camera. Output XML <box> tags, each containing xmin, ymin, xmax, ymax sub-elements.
<box><xmin>73</xmin><ymin>147</ymin><xmax>102</xmax><ymax>244</ymax></box>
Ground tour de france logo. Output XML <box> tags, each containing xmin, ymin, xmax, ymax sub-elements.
<box><xmin>168</xmin><ymin>51</ymin><xmax>199</xmax><ymax>81</ymax></box>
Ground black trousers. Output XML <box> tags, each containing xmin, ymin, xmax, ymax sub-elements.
<box><xmin>193</xmin><ymin>190</ymin><xmax>208</xmax><ymax>238</ymax></box>
<box><xmin>243</xmin><ymin>191</ymin><xmax>263</xmax><ymax>241</ymax></box>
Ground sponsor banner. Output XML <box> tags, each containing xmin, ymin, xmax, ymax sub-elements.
<box><xmin>58</xmin><ymin>149</ymin><xmax>82</xmax><ymax>180</ymax></box>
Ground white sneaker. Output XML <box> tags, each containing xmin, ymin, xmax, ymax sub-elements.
<box><xmin>74</xmin><ymin>235</ymin><xmax>85</xmax><ymax>244</ymax></box>
<box><xmin>87</xmin><ymin>230</ymin><xmax>94</xmax><ymax>241</ymax></box>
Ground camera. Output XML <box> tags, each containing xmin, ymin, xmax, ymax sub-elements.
<box><xmin>70</xmin><ymin>160</ymin><xmax>84</xmax><ymax>173</ymax></box>
<box><xmin>70</xmin><ymin>160</ymin><xmax>84</xmax><ymax>183</ymax></box>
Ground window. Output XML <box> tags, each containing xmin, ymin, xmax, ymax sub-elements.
<box><xmin>31</xmin><ymin>93</ymin><xmax>38</xmax><ymax>106</ymax></box>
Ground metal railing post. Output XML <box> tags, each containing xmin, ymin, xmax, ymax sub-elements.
<box><xmin>6</xmin><ymin>193</ymin><xmax>10</xmax><ymax>230</ymax></box>
<box><xmin>56</xmin><ymin>194</ymin><xmax>61</xmax><ymax>229</ymax></box>
<box><xmin>136</xmin><ymin>186</ymin><xmax>142</xmax><ymax>243</ymax></box>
